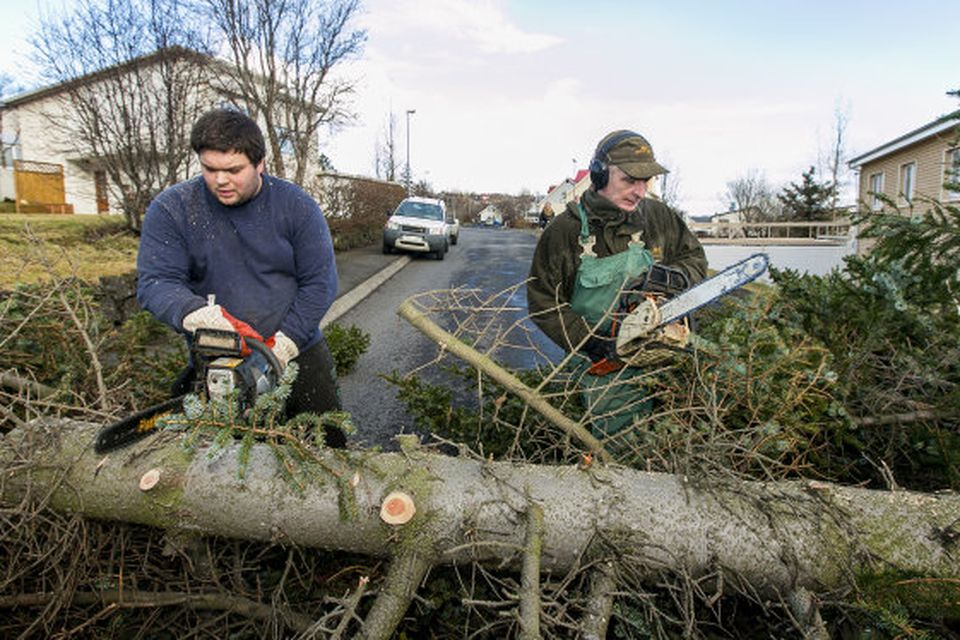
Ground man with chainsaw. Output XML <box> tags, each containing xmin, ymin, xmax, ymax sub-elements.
<box><xmin>136</xmin><ymin>108</ymin><xmax>345</xmax><ymax>447</ymax></box>
<box><xmin>527</xmin><ymin>129</ymin><xmax>707</xmax><ymax>434</ymax></box>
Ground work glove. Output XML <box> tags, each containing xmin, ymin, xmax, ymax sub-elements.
<box><xmin>266</xmin><ymin>331</ymin><xmax>299</xmax><ymax>370</ymax></box>
<box><xmin>640</xmin><ymin>263</ymin><xmax>690</xmax><ymax>296</ymax></box>
<box><xmin>182</xmin><ymin>304</ymin><xmax>264</xmax><ymax>356</ymax></box>
<box><xmin>582</xmin><ymin>335</ymin><xmax>625</xmax><ymax>376</ymax></box>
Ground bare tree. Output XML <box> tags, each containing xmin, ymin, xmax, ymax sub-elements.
<box><xmin>722</xmin><ymin>169</ymin><xmax>779</xmax><ymax>222</ymax></box>
<box><xmin>0</xmin><ymin>73</ymin><xmax>22</xmax><ymax>101</ymax></box>
<box><xmin>658</xmin><ymin>166</ymin><xmax>684</xmax><ymax>215</ymax></box>
<box><xmin>374</xmin><ymin>111</ymin><xmax>399</xmax><ymax>181</ymax></box>
<box><xmin>443</xmin><ymin>190</ymin><xmax>484</xmax><ymax>223</ymax></box>
<box><xmin>28</xmin><ymin>0</ymin><xmax>212</xmax><ymax>231</ymax></box>
<box><xmin>203</xmin><ymin>0</ymin><xmax>366</xmax><ymax>184</ymax></box>
<box><xmin>818</xmin><ymin>101</ymin><xmax>850</xmax><ymax>215</ymax></box>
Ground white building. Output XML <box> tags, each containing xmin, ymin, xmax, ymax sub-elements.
<box><xmin>0</xmin><ymin>47</ymin><xmax>322</xmax><ymax>215</ymax></box>
<box><xmin>478</xmin><ymin>204</ymin><xmax>503</xmax><ymax>226</ymax></box>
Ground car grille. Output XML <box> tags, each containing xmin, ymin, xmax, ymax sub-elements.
<box><xmin>400</xmin><ymin>224</ymin><xmax>427</xmax><ymax>233</ymax></box>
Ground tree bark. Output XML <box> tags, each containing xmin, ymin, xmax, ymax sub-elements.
<box><xmin>2</xmin><ymin>419</ymin><xmax>958</xmax><ymax>602</ymax></box>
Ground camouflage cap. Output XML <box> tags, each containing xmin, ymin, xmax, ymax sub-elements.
<box><xmin>596</xmin><ymin>130</ymin><xmax>668</xmax><ymax>179</ymax></box>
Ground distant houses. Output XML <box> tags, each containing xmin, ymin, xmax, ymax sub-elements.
<box><xmin>528</xmin><ymin>165</ymin><xmax>669</xmax><ymax>225</ymax></box>
<box><xmin>478</xmin><ymin>204</ymin><xmax>503</xmax><ymax>226</ymax></box>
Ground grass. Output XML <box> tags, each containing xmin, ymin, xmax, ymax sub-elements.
<box><xmin>0</xmin><ymin>213</ymin><xmax>139</xmax><ymax>288</ymax></box>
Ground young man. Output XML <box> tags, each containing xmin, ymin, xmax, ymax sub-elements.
<box><xmin>137</xmin><ymin>109</ymin><xmax>345</xmax><ymax>447</ymax></box>
<box><xmin>527</xmin><ymin>130</ymin><xmax>707</xmax><ymax>433</ymax></box>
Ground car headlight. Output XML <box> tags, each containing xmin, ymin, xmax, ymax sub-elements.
<box><xmin>385</xmin><ymin>220</ymin><xmax>401</xmax><ymax>231</ymax></box>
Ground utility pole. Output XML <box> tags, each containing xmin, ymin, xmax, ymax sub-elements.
<box><xmin>405</xmin><ymin>109</ymin><xmax>416</xmax><ymax>194</ymax></box>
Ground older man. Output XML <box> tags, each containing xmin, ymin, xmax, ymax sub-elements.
<box><xmin>527</xmin><ymin>129</ymin><xmax>707</xmax><ymax>433</ymax></box>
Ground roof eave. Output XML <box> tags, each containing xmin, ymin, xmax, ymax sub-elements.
<box><xmin>848</xmin><ymin>114</ymin><xmax>960</xmax><ymax>169</ymax></box>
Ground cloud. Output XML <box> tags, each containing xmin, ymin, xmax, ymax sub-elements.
<box><xmin>362</xmin><ymin>0</ymin><xmax>563</xmax><ymax>55</ymax></box>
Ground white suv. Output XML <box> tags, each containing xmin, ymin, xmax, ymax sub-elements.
<box><xmin>383</xmin><ymin>197</ymin><xmax>450</xmax><ymax>260</ymax></box>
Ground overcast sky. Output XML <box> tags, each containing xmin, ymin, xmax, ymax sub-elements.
<box><xmin>2</xmin><ymin>0</ymin><xmax>957</xmax><ymax>213</ymax></box>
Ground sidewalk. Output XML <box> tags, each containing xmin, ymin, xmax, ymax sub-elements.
<box><xmin>321</xmin><ymin>243</ymin><xmax>409</xmax><ymax>327</ymax></box>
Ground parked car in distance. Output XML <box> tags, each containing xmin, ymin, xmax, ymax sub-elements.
<box><xmin>446</xmin><ymin>212</ymin><xmax>460</xmax><ymax>245</ymax></box>
<box><xmin>383</xmin><ymin>197</ymin><xmax>450</xmax><ymax>260</ymax></box>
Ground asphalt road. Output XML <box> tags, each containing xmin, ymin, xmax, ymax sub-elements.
<box><xmin>336</xmin><ymin>226</ymin><xmax>562</xmax><ymax>448</ymax></box>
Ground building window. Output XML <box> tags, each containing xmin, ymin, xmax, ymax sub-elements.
<box><xmin>899</xmin><ymin>161</ymin><xmax>916</xmax><ymax>204</ymax></box>
<box><xmin>946</xmin><ymin>148</ymin><xmax>960</xmax><ymax>201</ymax></box>
<box><xmin>1</xmin><ymin>132</ymin><xmax>20</xmax><ymax>169</ymax></box>
<box><xmin>868</xmin><ymin>171</ymin><xmax>884</xmax><ymax>211</ymax></box>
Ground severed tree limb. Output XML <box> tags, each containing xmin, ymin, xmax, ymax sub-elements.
<box><xmin>786</xmin><ymin>586</ymin><xmax>830</xmax><ymax>640</ymax></box>
<box><xmin>0</xmin><ymin>588</ymin><xmax>316</xmax><ymax>632</ymax></box>
<box><xmin>327</xmin><ymin>576</ymin><xmax>370</xmax><ymax>640</ymax></box>
<box><xmin>57</xmin><ymin>285</ymin><xmax>108</xmax><ymax>411</ymax></box>
<box><xmin>580</xmin><ymin>560</ymin><xmax>617</xmax><ymax>640</ymax></box>
<box><xmin>0</xmin><ymin>401</ymin><xmax>26</xmax><ymax>428</ymax></box>
<box><xmin>398</xmin><ymin>299</ymin><xmax>612</xmax><ymax>463</ymax></box>
<box><xmin>853</xmin><ymin>410</ymin><xmax>945</xmax><ymax>427</ymax></box>
<box><xmin>1</xmin><ymin>370</ymin><xmax>57</xmax><ymax>399</ymax></box>
<box><xmin>2</xmin><ymin>419</ymin><xmax>959</xmax><ymax>609</ymax></box>
<box><xmin>358</xmin><ymin>551</ymin><xmax>432</xmax><ymax>640</ymax></box>
<box><xmin>519</xmin><ymin>502</ymin><xmax>544</xmax><ymax>639</ymax></box>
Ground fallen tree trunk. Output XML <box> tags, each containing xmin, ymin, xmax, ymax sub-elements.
<box><xmin>3</xmin><ymin>419</ymin><xmax>957</xmax><ymax>598</ymax></box>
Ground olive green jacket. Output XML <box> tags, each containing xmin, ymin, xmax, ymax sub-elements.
<box><xmin>527</xmin><ymin>190</ymin><xmax>708</xmax><ymax>352</ymax></box>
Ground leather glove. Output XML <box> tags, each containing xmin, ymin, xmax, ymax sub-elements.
<box><xmin>266</xmin><ymin>331</ymin><xmax>299</xmax><ymax>370</ymax></box>
<box><xmin>582</xmin><ymin>335</ymin><xmax>617</xmax><ymax>364</ymax></box>
<box><xmin>582</xmin><ymin>335</ymin><xmax>625</xmax><ymax>376</ymax></box>
<box><xmin>182</xmin><ymin>304</ymin><xmax>264</xmax><ymax>356</ymax></box>
<box><xmin>641</xmin><ymin>264</ymin><xmax>690</xmax><ymax>296</ymax></box>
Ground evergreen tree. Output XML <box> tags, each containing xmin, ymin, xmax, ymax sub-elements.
<box><xmin>777</xmin><ymin>166</ymin><xmax>837</xmax><ymax>221</ymax></box>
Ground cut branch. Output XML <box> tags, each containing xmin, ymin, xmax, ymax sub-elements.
<box><xmin>398</xmin><ymin>299</ymin><xmax>612</xmax><ymax>463</ymax></box>
<box><xmin>0</xmin><ymin>588</ymin><xmax>315</xmax><ymax>631</ymax></box>
<box><xmin>1</xmin><ymin>370</ymin><xmax>57</xmax><ymax>399</ymax></box>
<box><xmin>358</xmin><ymin>551</ymin><xmax>431</xmax><ymax>640</ymax></box>
<box><xmin>580</xmin><ymin>560</ymin><xmax>617</xmax><ymax>639</ymax></box>
<box><xmin>519</xmin><ymin>503</ymin><xmax>544</xmax><ymax>639</ymax></box>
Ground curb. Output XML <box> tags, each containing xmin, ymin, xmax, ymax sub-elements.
<box><xmin>321</xmin><ymin>256</ymin><xmax>411</xmax><ymax>328</ymax></box>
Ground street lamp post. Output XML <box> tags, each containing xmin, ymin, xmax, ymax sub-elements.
<box><xmin>405</xmin><ymin>109</ymin><xmax>416</xmax><ymax>194</ymax></box>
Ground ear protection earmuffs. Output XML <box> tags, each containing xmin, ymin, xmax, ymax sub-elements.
<box><xmin>588</xmin><ymin>130</ymin><xmax>642</xmax><ymax>190</ymax></box>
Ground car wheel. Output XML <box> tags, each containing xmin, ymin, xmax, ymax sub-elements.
<box><xmin>436</xmin><ymin>243</ymin><xmax>446</xmax><ymax>260</ymax></box>
<box><xmin>382</xmin><ymin>242</ymin><xmax>392</xmax><ymax>255</ymax></box>
<box><xmin>451</xmin><ymin>234</ymin><xmax>459</xmax><ymax>245</ymax></box>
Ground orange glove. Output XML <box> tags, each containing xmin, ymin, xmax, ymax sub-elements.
<box><xmin>182</xmin><ymin>304</ymin><xmax>265</xmax><ymax>356</ymax></box>
<box><xmin>219</xmin><ymin>309</ymin><xmax>264</xmax><ymax>356</ymax></box>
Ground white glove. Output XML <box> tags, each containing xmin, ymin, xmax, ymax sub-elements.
<box><xmin>181</xmin><ymin>304</ymin><xmax>234</xmax><ymax>334</ymax></box>
<box><xmin>270</xmin><ymin>331</ymin><xmax>299</xmax><ymax>369</ymax></box>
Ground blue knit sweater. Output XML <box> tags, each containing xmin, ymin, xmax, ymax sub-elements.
<box><xmin>136</xmin><ymin>175</ymin><xmax>338</xmax><ymax>350</ymax></box>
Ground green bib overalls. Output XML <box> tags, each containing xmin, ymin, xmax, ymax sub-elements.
<box><xmin>569</xmin><ymin>204</ymin><xmax>655</xmax><ymax>436</ymax></box>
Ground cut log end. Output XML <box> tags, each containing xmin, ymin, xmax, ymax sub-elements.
<box><xmin>380</xmin><ymin>491</ymin><xmax>416</xmax><ymax>525</ymax></box>
<box><xmin>139</xmin><ymin>468</ymin><xmax>161</xmax><ymax>491</ymax></box>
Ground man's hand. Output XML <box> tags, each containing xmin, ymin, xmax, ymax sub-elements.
<box><xmin>182</xmin><ymin>304</ymin><xmax>264</xmax><ymax>355</ymax></box>
<box><xmin>181</xmin><ymin>304</ymin><xmax>235</xmax><ymax>334</ymax></box>
<box><xmin>582</xmin><ymin>335</ymin><xmax>625</xmax><ymax>376</ymax></box>
<box><xmin>266</xmin><ymin>331</ymin><xmax>299</xmax><ymax>370</ymax></box>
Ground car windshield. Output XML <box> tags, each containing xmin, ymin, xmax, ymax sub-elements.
<box><xmin>394</xmin><ymin>201</ymin><xmax>443</xmax><ymax>221</ymax></box>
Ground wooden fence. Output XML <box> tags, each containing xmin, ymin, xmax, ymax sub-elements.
<box><xmin>689</xmin><ymin>220</ymin><xmax>852</xmax><ymax>245</ymax></box>
<box><xmin>13</xmin><ymin>160</ymin><xmax>74</xmax><ymax>214</ymax></box>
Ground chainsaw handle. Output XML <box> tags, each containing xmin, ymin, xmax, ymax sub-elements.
<box><xmin>245</xmin><ymin>336</ymin><xmax>284</xmax><ymax>384</ymax></box>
